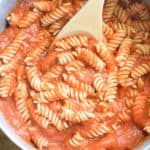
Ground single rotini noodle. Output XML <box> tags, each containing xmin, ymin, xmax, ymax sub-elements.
<box><xmin>76</xmin><ymin>47</ymin><xmax>105</xmax><ymax>71</ymax></box>
<box><xmin>63</xmin><ymin>73</ymin><xmax>94</xmax><ymax>95</ymax></box>
<box><xmin>68</xmin><ymin>132</ymin><xmax>87</xmax><ymax>147</ymax></box>
<box><xmin>133</xmin><ymin>20</ymin><xmax>150</xmax><ymax>32</ymax></box>
<box><xmin>103</xmin><ymin>0</ymin><xmax>118</xmax><ymax>22</ymax></box>
<box><xmin>114</xmin><ymin>5</ymin><xmax>129</xmax><ymax>23</ymax></box>
<box><xmin>0</xmin><ymin>32</ymin><xmax>26</xmax><ymax>64</ymax></box>
<box><xmin>37</xmin><ymin>104</ymin><xmax>68</xmax><ymax>131</ymax></box>
<box><xmin>107</xmin><ymin>30</ymin><xmax>126</xmax><ymax>52</ymax></box>
<box><xmin>118</xmin><ymin>55</ymin><xmax>137</xmax><ymax>87</ymax></box>
<box><xmin>103</xmin><ymin>72</ymin><xmax>118</xmax><ymax>102</ymax></box>
<box><xmin>29</xmin><ymin>127</ymin><xmax>48</xmax><ymax>149</ymax></box>
<box><xmin>0</xmin><ymin>73</ymin><xmax>16</xmax><ymax>98</ymax></box>
<box><xmin>116</xmin><ymin>38</ymin><xmax>132</xmax><ymax>67</ymax></box>
<box><xmin>25</xmin><ymin>39</ymin><xmax>49</xmax><ymax>66</ymax></box>
<box><xmin>65</xmin><ymin>60</ymin><xmax>85</xmax><ymax>73</ymax></box>
<box><xmin>18</xmin><ymin>10</ymin><xmax>42</xmax><ymax>28</ymax></box>
<box><xmin>134</xmin><ymin>44</ymin><xmax>150</xmax><ymax>56</ymax></box>
<box><xmin>131</xmin><ymin>64</ymin><xmax>150</xmax><ymax>79</ymax></box>
<box><xmin>15</xmin><ymin>81</ymin><xmax>30</xmax><ymax>122</ymax></box>
<box><xmin>33</xmin><ymin>1</ymin><xmax>57</xmax><ymax>12</ymax></box>
<box><xmin>41</xmin><ymin>3</ymin><xmax>71</xmax><ymax>26</ymax></box>
<box><xmin>57</xmin><ymin>52</ymin><xmax>75</xmax><ymax>65</ymax></box>
<box><xmin>109</xmin><ymin>22</ymin><xmax>137</xmax><ymax>36</ymax></box>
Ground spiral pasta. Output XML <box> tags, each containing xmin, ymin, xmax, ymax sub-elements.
<box><xmin>103</xmin><ymin>0</ymin><xmax>118</xmax><ymax>22</ymax></box>
<box><xmin>63</xmin><ymin>73</ymin><xmax>94</xmax><ymax>95</ymax></box>
<box><xmin>41</xmin><ymin>3</ymin><xmax>71</xmax><ymax>26</ymax></box>
<box><xmin>15</xmin><ymin>81</ymin><xmax>30</xmax><ymax>122</ymax></box>
<box><xmin>116</xmin><ymin>38</ymin><xmax>132</xmax><ymax>67</ymax></box>
<box><xmin>36</xmin><ymin>104</ymin><xmax>68</xmax><ymax>131</ymax></box>
<box><xmin>0</xmin><ymin>32</ymin><xmax>26</xmax><ymax>64</ymax></box>
<box><xmin>33</xmin><ymin>113</ymin><xmax>49</xmax><ymax>129</ymax></box>
<box><xmin>25</xmin><ymin>38</ymin><xmax>49</xmax><ymax>66</ymax></box>
<box><xmin>84</xmin><ymin>123</ymin><xmax>111</xmax><ymax>138</ymax></box>
<box><xmin>57</xmin><ymin>51</ymin><xmax>75</xmax><ymax>65</ymax></box>
<box><xmin>65</xmin><ymin>60</ymin><xmax>85</xmax><ymax>73</ymax></box>
<box><xmin>134</xmin><ymin>44</ymin><xmax>150</xmax><ymax>56</ymax></box>
<box><xmin>114</xmin><ymin>5</ymin><xmax>129</xmax><ymax>23</ymax></box>
<box><xmin>118</xmin><ymin>55</ymin><xmax>137</xmax><ymax>87</ymax></box>
<box><xmin>0</xmin><ymin>73</ymin><xmax>16</xmax><ymax>98</ymax></box>
<box><xmin>107</xmin><ymin>30</ymin><xmax>126</xmax><ymax>52</ymax></box>
<box><xmin>26</xmin><ymin>66</ymin><xmax>46</xmax><ymax>91</ymax></box>
<box><xmin>76</xmin><ymin>47</ymin><xmax>105</xmax><ymax>71</ymax></box>
<box><xmin>103</xmin><ymin>72</ymin><xmax>118</xmax><ymax>102</ymax></box>
<box><xmin>0</xmin><ymin>59</ymin><xmax>18</xmax><ymax>76</ymax></box>
<box><xmin>131</xmin><ymin>64</ymin><xmax>150</xmax><ymax>79</ymax></box>
<box><xmin>18</xmin><ymin>10</ymin><xmax>42</xmax><ymax>28</ymax></box>
<box><xmin>109</xmin><ymin>22</ymin><xmax>137</xmax><ymax>36</ymax></box>
<box><xmin>0</xmin><ymin>0</ymin><xmax>149</xmax><ymax>149</ymax></box>
<box><xmin>69</xmin><ymin>132</ymin><xmax>87</xmax><ymax>147</ymax></box>
<box><xmin>93</xmin><ymin>73</ymin><xmax>105</xmax><ymax>94</ymax></box>
<box><xmin>29</xmin><ymin>127</ymin><xmax>48</xmax><ymax>149</ymax></box>
<box><xmin>133</xmin><ymin>20</ymin><xmax>150</xmax><ymax>32</ymax></box>
<box><xmin>33</xmin><ymin>1</ymin><xmax>57</xmax><ymax>12</ymax></box>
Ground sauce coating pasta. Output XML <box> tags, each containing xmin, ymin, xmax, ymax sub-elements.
<box><xmin>0</xmin><ymin>0</ymin><xmax>150</xmax><ymax>149</ymax></box>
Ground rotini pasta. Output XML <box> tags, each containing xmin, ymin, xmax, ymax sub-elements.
<box><xmin>15</xmin><ymin>81</ymin><xmax>30</xmax><ymax>122</ymax></box>
<box><xmin>76</xmin><ymin>47</ymin><xmax>105</xmax><ymax>71</ymax></box>
<box><xmin>41</xmin><ymin>3</ymin><xmax>71</xmax><ymax>26</ymax></box>
<box><xmin>131</xmin><ymin>64</ymin><xmax>150</xmax><ymax>79</ymax></box>
<box><xmin>0</xmin><ymin>32</ymin><xmax>26</xmax><ymax>64</ymax></box>
<box><xmin>103</xmin><ymin>0</ymin><xmax>118</xmax><ymax>22</ymax></box>
<box><xmin>36</xmin><ymin>104</ymin><xmax>69</xmax><ymax>131</ymax></box>
<box><xmin>0</xmin><ymin>73</ymin><xmax>16</xmax><ymax>98</ymax></box>
<box><xmin>18</xmin><ymin>10</ymin><xmax>42</xmax><ymax>28</ymax></box>
<box><xmin>116</xmin><ymin>38</ymin><xmax>132</xmax><ymax>67</ymax></box>
<box><xmin>0</xmin><ymin>0</ymin><xmax>149</xmax><ymax>149</ymax></box>
<box><xmin>33</xmin><ymin>1</ymin><xmax>57</xmax><ymax>12</ymax></box>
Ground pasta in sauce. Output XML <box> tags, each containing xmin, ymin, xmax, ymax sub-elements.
<box><xmin>0</xmin><ymin>0</ymin><xmax>150</xmax><ymax>149</ymax></box>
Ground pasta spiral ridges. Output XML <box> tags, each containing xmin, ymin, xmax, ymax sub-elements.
<box><xmin>41</xmin><ymin>3</ymin><xmax>71</xmax><ymax>26</ymax></box>
<box><xmin>76</xmin><ymin>47</ymin><xmax>105</xmax><ymax>71</ymax></box>
<box><xmin>63</xmin><ymin>73</ymin><xmax>94</xmax><ymax>95</ymax></box>
<box><xmin>18</xmin><ymin>10</ymin><xmax>42</xmax><ymax>28</ymax></box>
<box><xmin>131</xmin><ymin>64</ymin><xmax>150</xmax><ymax>79</ymax></box>
<box><xmin>33</xmin><ymin>1</ymin><xmax>57</xmax><ymax>12</ymax></box>
<box><xmin>29</xmin><ymin>127</ymin><xmax>48</xmax><ymax>149</ymax></box>
<box><xmin>15</xmin><ymin>81</ymin><xmax>30</xmax><ymax>122</ymax></box>
<box><xmin>69</xmin><ymin>132</ymin><xmax>87</xmax><ymax>147</ymax></box>
<box><xmin>37</xmin><ymin>104</ymin><xmax>69</xmax><ymax>131</ymax></box>
<box><xmin>0</xmin><ymin>32</ymin><xmax>26</xmax><ymax>64</ymax></box>
<box><xmin>0</xmin><ymin>73</ymin><xmax>16</xmax><ymax>98</ymax></box>
<box><xmin>103</xmin><ymin>0</ymin><xmax>118</xmax><ymax>22</ymax></box>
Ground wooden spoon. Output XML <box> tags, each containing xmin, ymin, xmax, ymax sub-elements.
<box><xmin>57</xmin><ymin>0</ymin><xmax>105</xmax><ymax>41</ymax></box>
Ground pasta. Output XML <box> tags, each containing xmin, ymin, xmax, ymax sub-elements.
<box><xmin>103</xmin><ymin>0</ymin><xmax>118</xmax><ymax>22</ymax></box>
<box><xmin>131</xmin><ymin>64</ymin><xmax>150</xmax><ymax>79</ymax></box>
<box><xmin>41</xmin><ymin>3</ymin><xmax>71</xmax><ymax>26</ymax></box>
<box><xmin>0</xmin><ymin>73</ymin><xmax>16</xmax><ymax>98</ymax></box>
<box><xmin>0</xmin><ymin>32</ymin><xmax>26</xmax><ymax>64</ymax></box>
<box><xmin>76</xmin><ymin>47</ymin><xmax>105</xmax><ymax>71</ymax></box>
<box><xmin>18</xmin><ymin>10</ymin><xmax>42</xmax><ymax>28</ymax></box>
<box><xmin>116</xmin><ymin>38</ymin><xmax>132</xmax><ymax>66</ymax></box>
<box><xmin>32</xmin><ymin>1</ymin><xmax>57</xmax><ymax>12</ymax></box>
<box><xmin>0</xmin><ymin>0</ymin><xmax>149</xmax><ymax>149</ymax></box>
<box><xmin>63</xmin><ymin>73</ymin><xmax>94</xmax><ymax>95</ymax></box>
<box><xmin>68</xmin><ymin>132</ymin><xmax>87</xmax><ymax>147</ymax></box>
<box><xmin>114</xmin><ymin>5</ymin><xmax>129</xmax><ymax>23</ymax></box>
<box><xmin>15</xmin><ymin>81</ymin><xmax>30</xmax><ymax>122</ymax></box>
